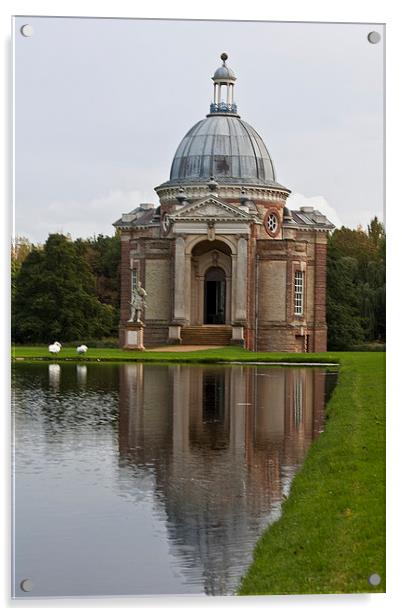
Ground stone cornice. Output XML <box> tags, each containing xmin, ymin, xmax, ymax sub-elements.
<box><xmin>155</xmin><ymin>183</ymin><xmax>291</xmax><ymax>205</ymax></box>
<box><xmin>282</xmin><ymin>223</ymin><xmax>334</xmax><ymax>232</ymax></box>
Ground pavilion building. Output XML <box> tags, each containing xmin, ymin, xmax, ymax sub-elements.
<box><xmin>113</xmin><ymin>53</ymin><xmax>334</xmax><ymax>351</ymax></box>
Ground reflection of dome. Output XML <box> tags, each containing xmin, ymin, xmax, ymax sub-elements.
<box><xmin>169</xmin><ymin>115</ymin><xmax>276</xmax><ymax>185</ymax></box>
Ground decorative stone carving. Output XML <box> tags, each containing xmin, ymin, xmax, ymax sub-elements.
<box><xmin>171</xmin><ymin>197</ymin><xmax>253</xmax><ymax>221</ymax></box>
<box><xmin>207</xmin><ymin>221</ymin><xmax>216</xmax><ymax>241</ymax></box>
<box><xmin>128</xmin><ymin>281</ymin><xmax>147</xmax><ymax>323</ymax></box>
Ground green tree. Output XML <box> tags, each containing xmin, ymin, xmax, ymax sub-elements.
<box><xmin>13</xmin><ymin>234</ymin><xmax>114</xmax><ymax>343</ymax></box>
<box><xmin>75</xmin><ymin>233</ymin><xmax>120</xmax><ymax>328</ymax></box>
<box><xmin>11</xmin><ymin>236</ymin><xmax>34</xmax><ymax>303</ymax></box>
<box><xmin>327</xmin><ymin>254</ymin><xmax>365</xmax><ymax>350</ymax></box>
<box><xmin>367</xmin><ymin>216</ymin><xmax>385</xmax><ymax>247</ymax></box>
<box><xmin>326</xmin><ymin>218</ymin><xmax>386</xmax><ymax>350</ymax></box>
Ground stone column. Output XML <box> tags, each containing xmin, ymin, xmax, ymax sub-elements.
<box><xmin>169</xmin><ymin>237</ymin><xmax>186</xmax><ymax>343</ymax></box>
<box><xmin>173</xmin><ymin>236</ymin><xmax>186</xmax><ymax>323</ymax></box>
<box><xmin>184</xmin><ymin>251</ymin><xmax>192</xmax><ymax>322</ymax></box>
<box><xmin>234</xmin><ymin>237</ymin><xmax>248</xmax><ymax>323</ymax></box>
<box><xmin>231</xmin><ymin>237</ymin><xmax>247</xmax><ymax>345</ymax></box>
<box><xmin>198</xmin><ymin>274</ymin><xmax>205</xmax><ymax>324</ymax></box>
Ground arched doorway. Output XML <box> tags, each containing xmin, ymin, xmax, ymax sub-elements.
<box><xmin>189</xmin><ymin>239</ymin><xmax>233</xmax><ymax>325</ymax></box>
<box><xmin>204</xmin><ymin>267</ymin><xmax>226</xmax><ymax>324</ymax></box>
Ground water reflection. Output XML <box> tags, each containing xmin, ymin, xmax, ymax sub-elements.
<box><xmin>48</xmin><ymin>363</ymin><xmax>61</xmax><ymax>390</ymax></box>
<box><xmin>117</xmin><ymin>364</ymin><xmax>330</xmax><ymax>595</ymax></box>
<box><xmin>12</xmin><ymin>363</ymin><xmax>336</xmax><ymax>597</ymax></box>
<box><xmin>76</xmin><ymin>364</ymin><xmax>87</xmax><ymax>387</ymax></box>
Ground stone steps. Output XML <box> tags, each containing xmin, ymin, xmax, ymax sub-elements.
<box><xmin>181</xmin><ymin>325</ymin><xmax>232</xmax><ymax>346</ymax></box>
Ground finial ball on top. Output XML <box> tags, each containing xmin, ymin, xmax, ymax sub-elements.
<box><xmin>220</xmin><ymin>52</ymin><xmax>228</xmax><ymax>62</ymax></box>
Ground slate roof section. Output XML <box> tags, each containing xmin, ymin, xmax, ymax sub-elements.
<box><xmin>113</xmin><ymin>205</ymin><xmax>160</xmax><ymax>229</ymax></box>
<box><xmin>114</xmin><ymin>203</ymin><xmax>334</xmax><ymax>231</ymax></box>
<box><xmin>286</xmin><ymin>208</ymin><xmax>335</xmax><ymax>231</ymax></box>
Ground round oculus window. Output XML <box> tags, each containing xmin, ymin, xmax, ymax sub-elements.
<box><xmin>265</xmin><ymin>212</ymin><xmax>278</xmax><ymax>235</ymax></box>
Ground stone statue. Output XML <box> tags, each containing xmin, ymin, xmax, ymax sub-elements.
<box><xmin>128</xmin><ymin>281</ymin><xmax>147</xmax><ymax>323</ymax></box>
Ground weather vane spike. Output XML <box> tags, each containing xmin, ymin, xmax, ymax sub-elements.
<box><xmin>220</xmin><ymin>52</ymin><xmax>228</xmax><ymax>64</ymax></box>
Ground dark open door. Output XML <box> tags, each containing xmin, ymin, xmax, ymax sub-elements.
<box><xmin>204</xmin><ymin>267</ymin><xmax>226</xmax><ymax>324</ymax></box>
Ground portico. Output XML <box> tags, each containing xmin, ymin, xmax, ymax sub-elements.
<box><xmin>168</xmin><ymin>230</ymin><xmax>248</xmax><ymax>344</ymax></box>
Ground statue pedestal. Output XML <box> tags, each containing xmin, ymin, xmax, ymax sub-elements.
<box><xmin>123</xmin><ymin>322</ymin><xmax>145</xmax><ymax>351</ymax></box>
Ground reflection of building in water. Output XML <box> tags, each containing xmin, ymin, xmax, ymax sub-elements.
<box><xmin>48</xmin><ymin>363</ymin><xmax>61</xmax><ymax>390</ymax></box>
<box><xmin>76</xmin><ymin>364</ymin><xmax>87</xmax><ymax>387</ymax></box>
<box><xmin>118</xmin><ymin>364</ymin><xmax>327</xmax><ymax>595</ymax></box>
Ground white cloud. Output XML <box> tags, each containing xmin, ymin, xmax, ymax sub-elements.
<box><xmin>16</xmin><ymin>189</ymin><xmax>145</xmax><ymax>242</ymax></box>
<box><xmin>286</xmin><ymin>193</ymin><xmax>343</xmax><ymax>229</ymax></box>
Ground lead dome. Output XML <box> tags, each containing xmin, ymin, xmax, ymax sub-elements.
<box><xmin>213</xmin><ymin>64</ymin><xmax>236</xmax><ymax>81</ymax></box>
<box><xmin>170</xmin><ymin>115</ymin><xmax>276</xmax><ymax>184</ymax></box>
<box><xmin>165</xmin><ymin>53</ymin><xmax>278</xmax><ymax>188</ymax></box>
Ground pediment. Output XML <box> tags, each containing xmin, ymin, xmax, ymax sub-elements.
<box><xmin>171</xmin><ymin>197</ymin><xmax>251</xmax><ymax>220</ymax></box>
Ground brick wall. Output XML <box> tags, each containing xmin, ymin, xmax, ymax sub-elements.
<box><xmin>144</xmin><ymin>326</ymin><xmax>169</xmax><ymax>347</ymax></box>
<box><xmin>257</xmin><ymin>327</ymin><xmax>299</xmax><ymax>352</ymax></box>
<box><xmin>313</xmin><ymin>241</ymin><xmax>328</xmax><ymax>352</ymax></box>
<box><xmin>314</xmin><ymin>242</ymin><xmax>327</xmax><ymax>326</ymax></box>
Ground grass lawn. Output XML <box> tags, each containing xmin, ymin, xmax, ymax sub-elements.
<box><xmin>238</xmin><ymin>352</ymin><xmax>385</xmax><ymax>595</ymax></box>
<box><xmin>12</xmin><ymin>344</ymin><xmax>340</xmax><ymax>364</ymax></box>
<box><xmin>11</xmin><ymin>346</ymin><xmax>385</xmax><ymax>594</ymax></box>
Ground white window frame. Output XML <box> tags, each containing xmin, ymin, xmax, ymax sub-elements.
<box><xmin>294</xmin><ymin>270</ymin><xmax>304</xmax><ymax>316</ymax></box>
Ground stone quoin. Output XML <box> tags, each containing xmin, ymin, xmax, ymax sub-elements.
<box><xmin>113</xmin><ymin>53</ymin><xmax>335</xmax><ymax>351</ymax></box>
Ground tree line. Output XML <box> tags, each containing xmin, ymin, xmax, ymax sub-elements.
<box><xmin>11</xmin><ymin>218</ymin><xmax>385</xmax><ymax>349</ymax></box>
<box><xmin>326</xmin><ymin>217</ymin><xmax>385</xmax><ymax>349</ymax></box>
<box><xmin>12</xmin><ymin>233</ymin><xmax>120</xmax><ymax>343</ymax></box>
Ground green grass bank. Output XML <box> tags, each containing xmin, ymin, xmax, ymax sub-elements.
<box><xmin>238</xmin><ymin>352</ymin><xmax>385</xmax><ymax>595</ymax></box>
<box><xmin>11</xmin><ymin>347</ymin><xmax>385</xmax><ymax>594</ymax></box>
<box><xmin>12</xmin><ymin>345</ymin><xmax>340</xmax><ymax>364</ymax></box>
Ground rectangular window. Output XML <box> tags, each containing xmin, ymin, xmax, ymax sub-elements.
<box><xmin>294</xmin><ymin>271</ymin><xmax>304</xmax><ymax>315</ymax></box>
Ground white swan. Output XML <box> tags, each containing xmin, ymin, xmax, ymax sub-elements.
<box><xmin>76</xmin><ymin>344</ymin><xmax>88</xmax><ymax>354</ymax></box>
<box><xmin>48</xmin><ymin>341</ymin><xmax>62</xmax><ymax>354</ymax></box>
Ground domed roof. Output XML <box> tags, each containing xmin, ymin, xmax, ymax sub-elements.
<box><xmin>169</xmin><ymin>115</ymin><xmax>276</xmax><ymax>186</ymax></box>
<box><xmin>212</xmin><ymin>52</ymin><xmax>236</xmax><ymax>82</ymax></box>
<box><xmin>213</xmin><ymin>65</ymin><xmax>236</xmax><ymax>81</ymax></box>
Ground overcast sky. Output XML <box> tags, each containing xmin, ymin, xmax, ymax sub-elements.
<box><xmin>14</xmin><ymin>16</ymin><xmax>384</xmax><ymax>243</ymax></box>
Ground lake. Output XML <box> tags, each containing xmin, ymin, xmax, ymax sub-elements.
<box><xmin>12</xmin><ymin>362</ymin><xmax>337</xmax><ymax>597</ymax></box>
